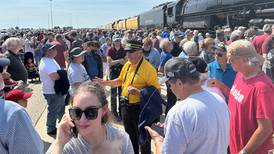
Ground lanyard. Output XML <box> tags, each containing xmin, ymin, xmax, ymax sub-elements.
<box><xmin>122</xmin><ymin>58</ymin><xmax>144</xmax><ymax>97</ymax></box>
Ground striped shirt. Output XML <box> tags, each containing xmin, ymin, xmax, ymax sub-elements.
<box><xmin>0</xmin><ymin>99</ymin><xmax>44</xmax><ymax>154</ymax></box>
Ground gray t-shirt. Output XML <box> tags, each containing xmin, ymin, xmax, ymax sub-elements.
<box><xmin>68</xmin><ymin>63</ymin><xmax>90</xmax><ymax>95</ymax></box>
<box><xmin>0</xmin><ymin>100</ymin><xmax>44</xmax><ymax>154</ymax></box>
<box><xmin>162</xmin><ymin>90</ymin><xmax>230</xmax><ymax>154</ymax></box>
<box><xmin>47</xmin><ymin>124</ymin><xmax>134</xmax><ymax>154</ymax></box>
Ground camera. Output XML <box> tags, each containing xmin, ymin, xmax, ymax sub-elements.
<box><xmin>120</xmin><ymin>96</ymin><xmax>129</xmax><ymax>105</ymax></box>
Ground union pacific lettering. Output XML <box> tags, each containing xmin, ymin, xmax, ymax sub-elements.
<box><xmin>230</xmin><ymin>85</ymin><xmax>244</xmax><ymax>103</ymax></box>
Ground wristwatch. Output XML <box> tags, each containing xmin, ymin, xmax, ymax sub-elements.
<box><xmin>240</xmin><ymin>149</ymin><xmax>248</xmax><ymax>154</ymax></box>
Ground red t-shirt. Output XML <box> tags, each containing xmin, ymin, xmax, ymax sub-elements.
<box><xmin>52</xmin><ymin>40</ymin><xmax>67</xmax><ymax>68</ymax></box>
<box><xmin>228</xmin><ymin>72</ymin><xmax>274</xmax><ymax>154</ymax></box>
<box><xmin>252</xmin><ymin>34</ymin><xmax>269</xmax><ymax>55</ymax></box>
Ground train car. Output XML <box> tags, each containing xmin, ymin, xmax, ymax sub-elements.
<box><xmin>126</xmin><ymin>16</ymin><xmax>139</xmax><ymax>30</ymax></box>
<box><xmin>113</xmin><ymin>20</ymin><xmax>120</xmax><ymax>30</ymax></box>
<box><xmin>139</xmin><ymin>2</ymin><xmax>172</xmax><ymax>29</ymax></box>
<box><xmin>117</xmin><ymin>19</ymin><xmax>127</xmax><ymax>30</ymax></box>
<box><xmin>102</xmin><ymin>23</ymin><xmax>112</xmax><ymax>30</ymax></box>
<box><xmin>101</xmin><ymin>0</ymin><xmax>274</xmax><ymax>30</ymax></box>
<box><xmin>178</xmin><ymin>0</ymin><xmax>274</xmax><ymax>29</ymax></box>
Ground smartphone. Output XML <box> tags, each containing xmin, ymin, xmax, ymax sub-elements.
<box><xmin>151</xmin><ymin>123</ymin><xmax>165</xmax><ymax>137</ymax></box>
<box><xmin>70</xmin><ymin>121</ymin><xmax>78</xmax><ymax>138</ymax></box>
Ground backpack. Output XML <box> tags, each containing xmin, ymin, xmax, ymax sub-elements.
<box><xmin>265</xmin><ymin>49</ymin><xmax>274</xmax><ymax>83</ymax></box>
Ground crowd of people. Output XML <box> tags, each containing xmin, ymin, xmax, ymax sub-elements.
<box><xmin>0</xmin><ymin>23</ymin><xmax>274</xmax><ymax>154</ymax></box>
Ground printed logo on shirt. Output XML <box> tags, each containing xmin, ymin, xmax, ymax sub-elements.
<box><xmin>230</xmin><ymin>85</ymin><xmax>244</xmax><ymax>103</ymax></box>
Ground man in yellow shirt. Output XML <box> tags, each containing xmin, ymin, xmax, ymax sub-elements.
<box><xmin>94</xmin><ymin>40</ymin><xmax>160</xmax><ymax>154</ymax></box>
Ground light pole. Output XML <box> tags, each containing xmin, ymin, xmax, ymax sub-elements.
<box><xmin>49</xmin><ymin>0</ymin><xmax>53</xmax><ymax>29</ymax></box>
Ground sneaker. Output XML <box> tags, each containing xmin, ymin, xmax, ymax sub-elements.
<box><xmin>4</xmin><ymin>79</ymin><xmax>18</xmax><ymax>88</ymax></box>
<box><xmin>47</xmin><ymin>129</ymin><xmax>57</xmax><ymax>136</ymax></box>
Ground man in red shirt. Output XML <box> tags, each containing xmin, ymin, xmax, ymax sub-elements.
<box><xmin>252</xmin><ymin>24</ymin><xmax>272</xmax><ymax>55</ymax></box>
<box><xmin>51</xmin><ymin>34</ymin><xmax>68</xmax><ymax>69</ymax></box>
<box><xmin>209</xmin><ymin>40</ymin><xmax>274</xmax><ymax>154</ymax></box>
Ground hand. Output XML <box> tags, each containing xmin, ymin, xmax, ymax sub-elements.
<box><xmin>145</xmin><ymin>126</ymin><xmax>164</xmax><ymax>143</ymax></box>
<box><xmin>207</xmin><ymin>78</ymin><xmax>222</xmax><ymax>88</ymax></box>
<box><xmin>127</xmin><ymin>86</ymin><xmax>141</xmax><ymax>96</ymax></box>
<box><xmin>93</xmin><ymin>77</ymin><xmax>106</xmax><ymax>86</ymax></box>
<box><xmin>55</xmin><ymin>114</ymin><xmax>75</xmax><ymax>146</ymax></box>
<box><xmin>2</xmin><ymin>72</ymin><xmax>11</xmax><ymax>79</ymax></box>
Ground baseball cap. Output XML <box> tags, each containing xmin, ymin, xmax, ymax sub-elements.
<box><xmin>174</xmin><ymin>32</ymin><xmax>185</xmax><ymax>38</ymax></box>
<box><xmin>228</xmin><ymin>40</ymin><xmax>264</xmax><ymax>64</ymax></box>
<box><xmin>185</xmin><ymin>29</ymin><xmax>193</xmax><ymax>35</ymax></box>
<box><xmin>70</xmin><ymin>47</ymin><xmax>86</xmax><ymax>57</ymax></box>
<box><xmin>124</xmin><ymin>40</ymin><xmax>143</xmax><ymax>52</ymax></box>
<box><xmin>213</xmin><ymin>42</ymin><xmax>227</xmax><ymax>52</ymax></box>
<box><xmin>159</xmin><ymin>57</ymin><xmax>198</xmax><ymax>84</ymax></box>
<box><xmin>263</xmin><ymin>24</ymin><xmax>272</xmax><ymax>33</ymax></box>
<box><xmin>112</xmin><ymin>35</ymin><xmax>121</xmax><ymax>42</ymax></box>
<box><xmin>0</xmin><ymin>58</ymin><xmax>10</xmax><ymax>67</ymax></box>
<box><xmin>41</xmin><ymin>43</ymin><xmax>56</xmax><ymax>54</ymax></box>
<box><xmin>5</xmin><ymin>89</ymin><xmax>32</xmax><ymax>102</ymax></box>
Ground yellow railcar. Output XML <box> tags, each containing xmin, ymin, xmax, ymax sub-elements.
<box><xmin>113</xmin><ymin>21</ymin><xmax>120</xmax><ymax>30</ymax></box>
<box><xmin>126</xmin><ymin>16</ymin><xmax>139</xmax><ymax>30</ymax></box>
<box><xmin>118</xmin><ymin>20</ymin><xmax>127</xmax><ymax>30</ymax></box>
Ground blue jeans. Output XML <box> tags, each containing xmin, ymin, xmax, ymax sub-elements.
<box><xmin>35</xmin><ymin>55</ymin><xmax>41</xmax><ymax>66</ymax></box>
<box><xmin>44</xmin><ymin>94</ymin><xmax>65</xmax><ymax>132</ymax></box>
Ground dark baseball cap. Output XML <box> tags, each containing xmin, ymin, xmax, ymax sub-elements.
<box><xmin>70</xmin><ymin>47</ymin><xmax>86</xmax><ymax>57</ymax></box>
<box><xmin>41</xmin><ymin>43</ymin><xmax>56</xmax><ymax>54</ymax></box>
<box><xmin>160</xmin><ymin>57</ymin><xmax>198</xmax><ymax>84</ymax></box>
<box><xmin>124</xmin><ymin>40</ymin><xmax>143</xmax><ymax>53</ymax></box>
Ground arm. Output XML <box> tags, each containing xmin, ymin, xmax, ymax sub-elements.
<box><xmin>158</xmin><ymin>66</ymin><xmax>164</xmax><ymax>73</ymax></box>
<box><xmin>51</xmin><ymin>114</ymin><xmax>75</xmax><ymax>154</ymax></box>
<box><xmin>207</xmin><ymin>78</ymin><xmax>230</xmax><ymax>97</ymax></box>
<box><xmin>51</xmin><ymin>141</ymin><xmax>65</xmax><ymax>154</ymax></box>
<box><xmin>242</xmin><ymin>119</ymin><xmax>273</xmax><ymax>153</ymax></box>
<box><xmin>49</xmin><ymin>72</ymin><xmax>60</xmax><ymax>80</ymax></box>
<box><xmin>145</xmin><ymin>126</ymin><xmax>164</xmax><ymax>154</ymax></box>
<box><xmin>107</xmin><ymin>56</ymin><xmax>125</xmax><ymax>67</ymax></box>
<box><xmin>94</xmin><ymin>77</ymin><xmax>122</xmax><ymax>87</ymax></box>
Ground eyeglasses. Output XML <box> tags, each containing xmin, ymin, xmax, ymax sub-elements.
<box><xmin>69</xmin><ymin>106</ymin><xmax>102</xmax><ymax>120</ymax></box>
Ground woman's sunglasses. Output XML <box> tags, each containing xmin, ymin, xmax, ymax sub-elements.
<box><xmin>69</xmin><ymin>106</ymin><xmax>102</xmax><ymax>120</ymax></box>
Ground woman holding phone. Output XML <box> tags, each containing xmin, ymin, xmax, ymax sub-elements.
<box><xmin>48</xmin><ymin>81</ymin><xmax>134</xmax><ymax>154</ymax></box>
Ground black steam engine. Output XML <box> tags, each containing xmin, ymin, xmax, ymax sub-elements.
<box><xmin>99</xmin><ymin>0</ymin><xmax>274</xmax><ymax>30</ymax></box>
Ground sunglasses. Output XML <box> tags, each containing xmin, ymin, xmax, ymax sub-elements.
<box><xmin>69</xmin><ymin>106</ymin><xmax>102</xmax><ymax>120</ymax></box>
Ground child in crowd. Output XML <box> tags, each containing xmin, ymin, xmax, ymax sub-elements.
<box><xmin>25</xmin><ymin>57</ymin><xmax>39</xmax><ymax>82</ymax></box>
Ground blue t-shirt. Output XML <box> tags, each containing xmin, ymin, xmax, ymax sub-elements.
<box><xmin>160</xmin><ymin>51</ymin><xmax>172</xmax><ymax>67</ymax></box>
<box><xmin>84</xmin><ymin>52</ymin><xmax>99</xmax><ymax>80</ymax></box>
<box><xmin>208</xmin><ymin>60</ymin><xmax>236</xmax><ymax>88</ymax></box>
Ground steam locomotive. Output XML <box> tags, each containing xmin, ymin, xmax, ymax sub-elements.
<box><xmin>98</xmin><ymin>0</ymin><xmax>274</xmax><ymax>30</ymax></box>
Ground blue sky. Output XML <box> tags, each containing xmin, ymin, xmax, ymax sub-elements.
<box><xmin>0</xmin><ymin>0</ymin><xmax>169</xmax><ymax>29</ymax></box>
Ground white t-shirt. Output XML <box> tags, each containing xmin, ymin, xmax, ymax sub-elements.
<box><xmin>24</xmin><ymin>38</ymin><xmax>34</xmax><ymax>55</ymax></box>
<box><xmin>39</xmin><ymin>57</ymin><xmax>61</xmax><ymax>94</ymax></box>
<box><xmin>67</xmin><ymin>63</ymin><xmax>90</xmax><ymax>95</ymax></box>
<box><xmin>162</xmin><ymin>90</ymin><xmax>230</xmax><ymax>154</ymax></box>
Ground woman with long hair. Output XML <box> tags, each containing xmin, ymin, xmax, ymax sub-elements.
<box><xmin>49</xmin><ymin>81</ymin><xmax>134</xmax><ymax>154</ymax></box>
